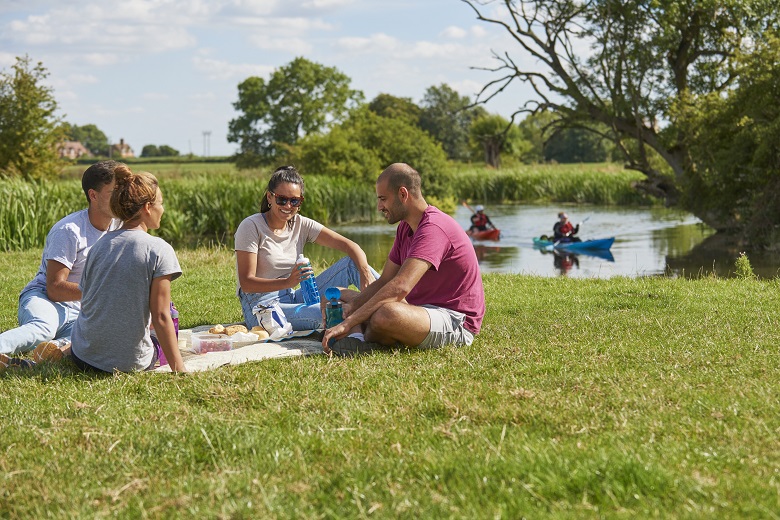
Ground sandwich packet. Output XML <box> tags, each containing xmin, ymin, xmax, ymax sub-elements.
<box><xmin>251</xmin><ymin>300</ymin><xmax>293</xmax><ymax>340</ymax></box>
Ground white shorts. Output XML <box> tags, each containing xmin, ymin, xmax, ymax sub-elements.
<box><xmin>416</xmin><ymin>305</ymin><xmax>475</xmax><ymax>349</ymax></box>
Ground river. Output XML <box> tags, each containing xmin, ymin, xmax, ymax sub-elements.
<box><xmin>306</xmin><ymin>204</ymin><xmax>780</xmax><ymax>279</ymax></box>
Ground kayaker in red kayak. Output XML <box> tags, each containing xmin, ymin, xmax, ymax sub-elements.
<box><xmin>468</xmin><ymin>205</ymin><xmax>496</xmax><ymax>234</ymax></box>
<box><xmin>553</xmin><ymin>212</ymin><xmax>581</xmax><ymax>242</ymax></box>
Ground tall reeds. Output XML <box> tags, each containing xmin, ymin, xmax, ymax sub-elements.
<box><xmin>0</xmin><ymin>179</ymin><xmax>84</xmax><ymax>251</ymax></box>
<box><xmin>450</xmin><ymin>163</ymin><xmax>655</xmax><ymax>205</ymax></box>
<box><xmin>0</xmin><ymin>163</ymin><xmax>656</xmax><ymax>251</ymax></box>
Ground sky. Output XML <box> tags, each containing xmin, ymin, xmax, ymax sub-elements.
<box><xmin>0</xmin><ymin>0</ymin><xmax>536</xmax><ymax>157</ymax></box>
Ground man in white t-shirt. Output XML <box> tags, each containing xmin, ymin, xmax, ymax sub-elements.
<box><xmin>0</xmin><ymin>161</ymin><xmax>123</xmax><ymax>359</ymax></box>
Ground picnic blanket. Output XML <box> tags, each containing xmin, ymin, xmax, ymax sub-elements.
<box><xmin>153</xmin><ymin>325</ymin><xmax>324</xmax><ymax>373</ymax></box>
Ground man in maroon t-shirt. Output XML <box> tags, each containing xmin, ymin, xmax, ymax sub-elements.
<box><xmin>322</xmin><ymin>163</ymin><xmax>486</xmax><ymax>356</ymax></box>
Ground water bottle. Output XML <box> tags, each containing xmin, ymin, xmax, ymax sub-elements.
<box><xmin>155</xmin><ymin>301</ymin><xmax>179</xmax><ymax>367</ymax></box>
<box><xmin>297</xmin><ymin>253</ymin><xmax>320</xmax><ymax>305</ymax></box>
<box><xmin>170</xmin><ymin>301</ymin><xmax>179</xmax><ymax>339</ymax></box>
<box><xmin>325</xmin><ymin>287</ymin><xmax>343</xmax><ymax>328</ymax></box>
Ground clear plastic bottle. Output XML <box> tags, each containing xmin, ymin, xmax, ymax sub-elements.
<box><xmin>325</xmin><ymin>287</ymin><xmax>343</xmax><ymax>328</ymax></box>
<box><xmin>297</xmin><ymin>253</ymin><xmax>320</xmax><ymax>305</ymax></box>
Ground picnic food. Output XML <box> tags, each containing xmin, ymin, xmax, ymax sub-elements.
<box><xmin>208</xmin><ymin>324</ymin><xmax>249</xmax><ymax>336</ymax></box>
<box><xmin>251</xmin><ymin>327</ymin><xmax>270</xmax><ymax>340</ymax></box>
<box><xmin>192</xmin><ymin>334</ymin><xmax>233</xmax><ymax>353</ymax></box>
<box><xmin>224</xmin><ymin>324</ymin><xmax>248</xmax><ymax>335</ymax></box>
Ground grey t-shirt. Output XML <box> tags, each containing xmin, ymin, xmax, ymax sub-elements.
<box><xmin>71</xmin><ymin>229</ymin><xmax>181</xmax><ymax>372</ymax></box>
<box><xmin>234</xmin><ymin>213</ymin><xmax>323</xmax><ymax>294</ymax></box>
<box><xmin>23</xmin><ymin>209</ymin><xmax>121</xmax><ymax>310</ymax></box>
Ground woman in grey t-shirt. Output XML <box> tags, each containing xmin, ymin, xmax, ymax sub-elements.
<box><xmin>71</xmin><ymin>169</ymin><xmax>185</xmax><ymax>373</ymax></box>
<box><xmin>235</xmin><ymin>166</ymin><xmax>379</xmax><ymax>331</ymax></box>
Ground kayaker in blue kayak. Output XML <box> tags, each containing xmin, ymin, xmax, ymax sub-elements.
<box><xmin>552</xmin><ymin>212</ymin><xmax>581</xmax><ymax>242</ymax></box>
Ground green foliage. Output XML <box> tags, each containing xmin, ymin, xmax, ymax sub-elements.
<box><xmin>734</xmin><ymin>252</ymin><xmax>755</xmax><ymax>279</ymax></box>
<box><xmin>367</xmin><ymin>93</ymin><xmax>422</xmax><ymax>127</ymax></box>
<box><xmin>228</xmin><ymin>57</ymin><xmax>364</xmax><ymax>167</ymax></box>
<box><xmin>677</xmin><ymin>34</ymin><xmax>780</xmax><ymax>243</ymax></box>
<box><xmin>0</xmin><ymin>179</ymin><xmax>83</xmax><ymax>250</ymax></box>
<box><xmin>450</xmin><ymin>163</ymin><xmax>656</xmax><ymax>205</ymax></box>
<box><xmin>289</xmin><ymin>107</ymin><xmax>451</xmax><ymax>197</ymax></box>
<box><xmin>141</xmin><ymin>144</ymin><xmax>160</xmax><ymax>157</ymax></box>
<box><xmin>469</xmin><ymin>113</ymin><xmax>530</xmax><ymax>167</ymax></box>
<box><xmin>62</xmin><ymin>123</ymin><xmax>109</xmax><ymax>156</ymax></box>
<box><xmin>420</xmin><ymin>84</ymin><xmax>486</xmax><ymax>161</ymax></box>
<box><xmin>141</xmin><ymin>144</ymin><xmax>180</xmax><ymax>157</ymax></box>
<box><xmin>0</xmin><ymin>163</ymin><xmax>654</xmax><ymax>251</ymax></box>
<box><xmin>465</xmin><ymin>0</ymin><xmax>780</xmax><ymax>233</ymax></box>
<box><xmin>544</xmin><ymin>127</ymin><xmax>610</xmax><ymax>163</ymax></box>
<box><xmin>0</xmin><ymin>56</ymin><xmax>64</xmax><ymax>180</ymax></box>
<box><xmin>158</xmin><ymin>145</ymin><xmax>179</xmax><ymax>157</ymax></box>
<box><xmin>517</xmin><ymin>111</ymin><xmax>555</xmax><ymax>163</ymax></box>
<box><xmin>2</xmin><ymin>256</ymin><xmax>780</xmax><ymax>517</ymax></box>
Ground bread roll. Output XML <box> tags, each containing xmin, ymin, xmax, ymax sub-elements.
<box><xmin>209</xmin><ymin>324</ymin><xmax>225</xmax><ymax>334</ymax></box>
<box><xmin>251</xmin><ymin>328</ymin><xmax>270</xmax><ymax>340</ymax></box>
<box><xmin>224</xmin><ymin>324</ymin><xmax>248</xmax><ymax>336</ymax></box>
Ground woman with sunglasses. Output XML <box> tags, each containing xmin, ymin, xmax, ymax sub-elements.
<box><xmin>235</xmin><ymin>165</ymin><xmax>379</xmax><ymax>331</ymax></box>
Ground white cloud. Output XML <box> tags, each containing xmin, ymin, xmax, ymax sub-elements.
<box><xmin>192</xmin><ymin>55</ymin><xmax>275</xmax><ymax>81</ymax></box>
<box><xmin>337</xmin><ymin>33</ymin><xmax>398</xmax><ymax>53</ymax></box>
<box><xmin>441</xmin><ymin>26</ymin><xmax>467</xmax><ymax>39</ymax></box>
<box><xmin>248</xmin><ymin>34</ymin><xmax>312</xmax><ymax>54</ymax></box>
<box><xmin>470</xmin><ymin>25</ymin><xmax>487</xmax><ymax>38</ymax></box>
<box><xmin>66</xmin><ymin>73</ymin><xmax>99</xmax><ymax>85</ymax></box>
<box><xmin>189</xmin><ymin>92</ymin><xmax>217</xmax><ymax>101</ymax></box>
<box><xmin>0</xmin><ymin>52</ymin><xmax>17</xmax><ymax>68</ymax></box>
<box><xmin>142</xmin><ymin>92</ymin><xmax>169</xmax><ymax>101</ymax></box>
<box><xmin>302</xmin><ymin>0</ymin><xmax>353</xmax><ymax>9</ymax></box>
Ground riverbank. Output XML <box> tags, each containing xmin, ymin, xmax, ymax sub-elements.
<box><xmin>1</xmin><ymin>162</ymin><xmax>656</xmax><ymax>251</ymax></box>
<box><xmin>2</xmin><ymin>248</ymin><xmax>779</xmax><ymax>517</ymax></box>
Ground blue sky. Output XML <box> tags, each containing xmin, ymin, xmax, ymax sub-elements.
<box><xmin>0</xmin><ymin>0</ymin><xmax>534</xmax><ymax>157</ymax></box>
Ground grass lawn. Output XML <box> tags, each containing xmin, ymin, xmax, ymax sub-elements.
<box><xmin>1</xmin><ymin>248</ymin><xmax>779</xmax><ymax>518</ymax></box>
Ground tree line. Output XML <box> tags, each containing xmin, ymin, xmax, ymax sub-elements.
<box><xmin>227</xmin><ymin>56</ymin><xmax>610</xmax><ymax>172</ymax></box>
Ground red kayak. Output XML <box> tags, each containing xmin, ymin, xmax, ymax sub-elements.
<box><xmin>467</xmin><ymin>228</ymin><xmax>501</xmax><ymax>241</ymax></box>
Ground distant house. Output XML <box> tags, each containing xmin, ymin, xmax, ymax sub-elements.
<box><xmin>112</xmin><ymin>138</ymin><xmax>135</xmax><ymax>158</ymax></box>
<box><xmin>58</xmin><ymin>141</ymin><xmax>92</xmax><ymax>159</ymax></box>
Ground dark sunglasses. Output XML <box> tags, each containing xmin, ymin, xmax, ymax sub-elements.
<box><xmin>270</xmin><ymin>191</ymin><xmax>304</xmax><ymax>207</ymax></box>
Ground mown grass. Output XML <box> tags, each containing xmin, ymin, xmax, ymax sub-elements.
<box><xmin>1</xmin><ymin>248</ymin><xmax>779</xmax><ymax>518</ymax></box>
<box><xmin>1</xmin><ymin>162</ymin><xmax>656</xmax><ymax>251</ymax></box>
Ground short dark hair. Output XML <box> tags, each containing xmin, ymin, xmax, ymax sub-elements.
<box><xmin>380</xmin><ymin>163</ymin><xmax>422</xmax><ymax>197</ymax></box>
<box><xmin>82</xmin><ymin>160</ymin><xmax>124</xmax><ymax>204</ymax></box>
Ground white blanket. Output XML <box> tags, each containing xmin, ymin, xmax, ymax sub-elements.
<box><xmin>153</xmin><ymin>327</ymin><xmax>324</xmax><ymax>373</ymax></box>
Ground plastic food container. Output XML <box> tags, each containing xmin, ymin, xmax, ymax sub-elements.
<box><xmin>191</xmin><ymin>333</ymin><xmax>233</xmax><ymax>354</ymax></box>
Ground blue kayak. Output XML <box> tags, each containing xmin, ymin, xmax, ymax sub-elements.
<box><xmin>533</xmin><ymin>237</ymin><xmax>615</xmax><ymax>250</ymax></box>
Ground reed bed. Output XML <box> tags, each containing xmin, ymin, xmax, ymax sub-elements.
<box><xmin>450</xmin><ymin>163</ymin><xmax>654</xmax><ymax>205</ymax></box>
<box><xmin>1</xmin><ymin>162</ymin><xmax>655</xmax><ymax>251</ymax></box>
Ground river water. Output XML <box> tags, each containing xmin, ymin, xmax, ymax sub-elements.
<box><xmin>307</xmin><ymin>204</ymin><xmax>780</xmax><ymax>279</ymax></box>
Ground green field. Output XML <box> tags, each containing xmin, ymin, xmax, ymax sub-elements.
<box><xmin>1</xmin><ymin>248</ymin><xmax>779</xmax><ymax>518</ymax></box>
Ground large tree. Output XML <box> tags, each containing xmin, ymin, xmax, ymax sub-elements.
<box><xmin>469</xmin><ymin>113</ymin><xmax>529</xmax><ymax>168</ymax></box>
<box><xmin>420</xmin><ymin>84</ymin><xmax>486</xmax><ymax>161</ymax></box>
<box><xmin>0</xmin><ymin>56</ymin><xmax>64</xmax><ymax>180</ymax></box>
<box><xmin>367</xmin><ymin>93</ymin><xmax>422</xmax><ymax>127</ymax></box>
<box><xmin>228</xmin><ymin>57</ymin><xmax>363</xmax><ymax>167</ymax></box>
<box><xmin>462</xmin><ymin>0</ymin><xmax>778</xmax><ymax>232</ymax></box>
<box><xmin>289</xmin><ymin>107</ymin><xmax>450</xmax><ymax>196</ymax></box>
